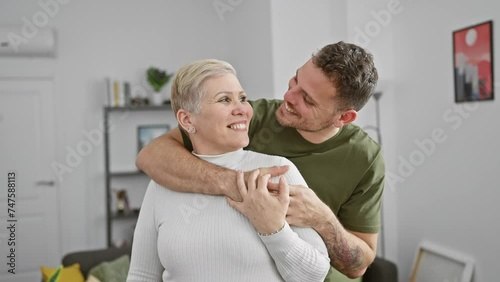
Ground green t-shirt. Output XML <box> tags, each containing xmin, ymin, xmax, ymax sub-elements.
<box><xmin>247</xmin><ymin>99</ymin><xmax>384</xmax><ymax>234</ymax></box>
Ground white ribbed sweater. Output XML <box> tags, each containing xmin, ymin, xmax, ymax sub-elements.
<box><xmin>127</xmin><ymin>149</ymin><xmax>330</xmax><ymax>282</ymax></box>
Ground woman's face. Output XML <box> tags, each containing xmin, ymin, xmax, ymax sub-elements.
<box><xmin>190</xmin><ymin>73</ymin><xmax>253</xmax><ymax>155</ymax></box>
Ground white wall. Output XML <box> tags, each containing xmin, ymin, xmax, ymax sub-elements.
<box><xmin>391</xmin><ymin>1</ymin><xmax>500</xmax><ymax>281</ymax></box>
<box><xmin>223</xmin><ymin>0</ymin><xmax>274</xmax><ymax>100</ymax></box>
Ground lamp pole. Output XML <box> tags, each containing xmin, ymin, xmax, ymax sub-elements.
<box><xmin>373</xmin><ymin>92</ymin><xmax>382</xmax><ymax>146</ymax></box>
<box><xmin>363</xmin><ymin>91</ymin><xmax>385</xmax><ymax>258</ymax></box>
<box><xmin>373</xmin><ymin>91</ymin><xmax>385</xmax><ymax>259</ymax></box>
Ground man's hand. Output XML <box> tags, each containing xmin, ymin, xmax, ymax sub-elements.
<box><xmin>267</xmin><ymin>184</ymin><xmax>331</xmax><ymax>229</ymax></box>
<box><xmin>227</xmin><ymin>165</ymin><xmax>290</xmax><ymax>202</ymax></box>
<box><xmin>227</xmin><ymin>170</ymin><xmax>289</xmax><ymax>234</ymax></box>
<box><xmin>274</xmin><ymin>184</ymin><xmax>378</xmax><ymax>278</ymax></box>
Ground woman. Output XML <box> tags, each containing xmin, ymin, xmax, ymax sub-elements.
<box><xmin>127</xmin><ymin>59</ymin><xmax>330</xmax><ymax>282</ymax></box>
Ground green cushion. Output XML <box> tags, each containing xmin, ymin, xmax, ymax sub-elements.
<box><xmin>88</xmin><ymin>255</ymin><xmax>129</xmax><ymax>282</ymax></box>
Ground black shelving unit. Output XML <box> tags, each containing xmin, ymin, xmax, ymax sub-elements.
<box><xmin>105</xmin><ymin>105</ymin><xmax>171</xmax><ymax>112</ymax></box>
<box><xmin>103</xmin><ymin>104</ymin><xmax>172</xmax><ymax>247</ymax></box>
<box><xmin>109</xmin><ymin>170</ymin><xmax>145</xmax><ymax>177</ymax></box>
<box><xmin>111</xmin><ymin>211</ymin><xmax>141</xmax><ymax>220</ymax></box>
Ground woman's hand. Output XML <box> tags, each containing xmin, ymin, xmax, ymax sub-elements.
<box><xmin>227</xmin><ymin>170</ymin><xmax>289</xmax><ymax>235</ymax></box>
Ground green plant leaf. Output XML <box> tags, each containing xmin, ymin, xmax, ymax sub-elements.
<box><xmin>147</xmin><ymin>67</ymin><xmax>174</xmax><ymax>92</ymax></box>
<box><xmin>48</xmin><ymin>265</ymin><xmax>63</xmax><ymax>282</ymax></box>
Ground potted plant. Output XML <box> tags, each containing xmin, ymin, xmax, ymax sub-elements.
<box><xmin>146</xmin><ymin>67</ymin><xmax>174</xmax><ymax>105</ymax></box>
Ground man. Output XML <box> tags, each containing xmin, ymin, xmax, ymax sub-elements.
<box><xmin>136</xmin><ymin>41</ymin><xmax>384</xmax><ymax>281</ymax></box>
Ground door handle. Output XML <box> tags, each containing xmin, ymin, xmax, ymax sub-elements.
<box><xmin>35</xmin><ymin>180</ymin><xmax>55</xmax><ymax>186</ymax></box>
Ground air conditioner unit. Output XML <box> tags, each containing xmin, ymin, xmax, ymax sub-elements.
<box><xmin>0</xmin><ymin>27</ymin><xmax>56</xmax><ymax>57</ymax></box>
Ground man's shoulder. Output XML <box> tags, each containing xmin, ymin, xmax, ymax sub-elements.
<box><xmin>342</xmin><ymin>123</ymin><xmax>382</xmax><ymax>151</ymax></box>
<box><xmin>335</xmin><ymin>123</ymin><xmax>384</xmax><ymax>167</ymax></box>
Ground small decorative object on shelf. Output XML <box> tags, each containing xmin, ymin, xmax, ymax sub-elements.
<box><xmin>146</xmin><ymin>67</ymin><xmax>174</xmax><ymax>106</ymax></box>
<box><xmin>130</xmin><ymin>96</ymin><xmax>150</xmax><ymax>106</ymax></box>
<box><xmin>113</xmin><ymin>238</ymin><xmax>128</xmax><ymax>248</ymax></box>
<box><xmin>114</xmin><ymin>189</ymin><xmax>130</xmax><ymax>214</ymax></box>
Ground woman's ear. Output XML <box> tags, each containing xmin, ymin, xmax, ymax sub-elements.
<box><xmin>176</xmin><ymin>109</ymin><xmax>194</xmax><ymax>131</ymax></box>
<box><xmin>333</xmin><ymin>110</ymin><xmax>357</xmax><ymax>128</ymax></box>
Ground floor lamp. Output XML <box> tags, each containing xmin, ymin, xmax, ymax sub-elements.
<box><xmin>362</xmin><ymin>91</ymin><xmax>385</xmax><ymax>258</ymax></box>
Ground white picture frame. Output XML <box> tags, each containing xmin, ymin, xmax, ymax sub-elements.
<box><xmin>410</xmin><ymin>241</ymin><xmax>475</xmax><ymax>282</ymax></box>
<box><xmin>137</xmin><ymin>124</ymin><xmax>170</xmax><ymax>153</ymax></box>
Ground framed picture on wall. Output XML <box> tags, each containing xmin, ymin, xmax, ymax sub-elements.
<box><xmin>410</xmin><ymin>241</ymin><xmax>475</xmax><ymax>282</ymax></box>
<box><xmin>453</xmin><ymin>20</ymin><xmax>494</xmax><ymax>103</ymax></box>
<box><xmin>137</xmin><ymin>124</ymin><xmax>170</xmax><ymax>153</ymax></box>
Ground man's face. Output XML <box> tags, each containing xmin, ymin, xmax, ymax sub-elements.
<box><xmin>275</xmin><ymin>59</ymin><xmax>341</xmax><ymax>133</ymax></box>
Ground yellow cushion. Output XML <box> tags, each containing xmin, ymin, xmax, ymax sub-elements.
<box><xmin>41</xmin><ymin>263</ymin><xmax>85</xmax><ymax>282</ymax></box>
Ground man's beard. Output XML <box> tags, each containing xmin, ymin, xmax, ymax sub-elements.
<box><xmin>275</xmin><ymin>111</ymin><xmax>334</xmax><ymax>133</ymax></box>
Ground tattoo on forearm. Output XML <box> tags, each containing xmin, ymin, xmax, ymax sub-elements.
<box><xmin>324</xmin><ymin>222</ymin><xmax>365</xmax><ymax>272</ymax></box>
<box><xmin>331</xmin><ymin>240</ymin><xmax>364</xmax><ymax>270</ymax></box>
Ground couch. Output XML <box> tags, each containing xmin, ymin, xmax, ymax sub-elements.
<box><xmin>61</xmin><ymin>247</ymin><xmax>131</xmax><ymax>279</ymax></box>
<box><xmin>363</xmin><ymin>256</ymin><xmax>398</xmax><ymax>282</ymax></box>
<box><xmin>62</xmin><ymin>247</ymin><xmax>397</xmax><ymax>282</ymax></box>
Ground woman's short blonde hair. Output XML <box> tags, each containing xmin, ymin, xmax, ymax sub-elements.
<box><xmin>171</xmin><ymin>59</ymin><xmax>237</xmax><ymax>114</ymax></box>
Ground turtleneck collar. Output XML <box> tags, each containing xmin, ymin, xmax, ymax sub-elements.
<box><xmin>192</xmin><ymin>149</ymin><xmax>246</xmax><ymax>168</ymax></box>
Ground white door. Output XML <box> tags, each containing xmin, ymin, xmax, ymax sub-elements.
<box><xmin>0</xmin><ymin>80</ymin><xmax>61</xmax><ymax>281</ymax></box>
